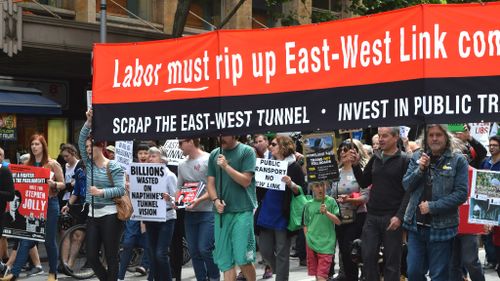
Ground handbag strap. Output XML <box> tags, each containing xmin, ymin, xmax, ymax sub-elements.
<box><xmin>105</xmin><ymin>161</ymin><xmax>114</xmax><ymax>187</ymax></box>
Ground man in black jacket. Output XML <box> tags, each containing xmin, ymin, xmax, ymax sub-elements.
<box><xmin>0</xmin><ymin>166</ymin><xmax>15</xmax><ymax>233</ymax></box>
<box><xmin>351</xmin><ymin>127</ymin><xmax>410</xmax><ymax>281</ymax></box>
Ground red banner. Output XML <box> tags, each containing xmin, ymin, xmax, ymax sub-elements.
<box><xmin>92</xmin><ymin>2</ymin><xmax>500</xmax><ymax>140</ymax></box>
<box><xmin>2</xmin><ymin>165</ymin><xmax>50</xmax><ymax>241</ymax></box>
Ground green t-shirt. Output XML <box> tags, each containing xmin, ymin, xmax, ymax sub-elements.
<box><xmin>208</xmin><ymin>143</ymin><xmax>257</xmax><ymax>213</ymax></box>
<box><xmin>304</xmin><ymin>196</ymin><xmax>340</xmax><ymax>254</ymax></box>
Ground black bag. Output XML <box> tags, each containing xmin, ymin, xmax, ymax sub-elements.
<box><xmin>68</xmin><ymin>203</ymin><xmax>89</xmax><ymax>224</ymax></box>
<box><xmin>339</xmin><ymin>205</ymin><xmax>356</xmax><ymax>224</ymax></box>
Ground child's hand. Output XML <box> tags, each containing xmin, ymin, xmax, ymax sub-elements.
<box><xmin>320</xmin><ymin>204</ymin><xmax>327</xmax><ymax>214</ymax></box>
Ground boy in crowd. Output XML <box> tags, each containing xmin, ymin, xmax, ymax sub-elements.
<box><xmin>304</xmin><ymin>181</ymin><xmax>340</xmax><ymax>281</ymax></box>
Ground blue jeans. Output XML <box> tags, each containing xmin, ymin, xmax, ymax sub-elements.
<box><xmin>184</xmin><ymin>211</ymin><xmax>220</xmax><ymax>281</ymax></box>
<box><xmin>450</xmin><ymin>234</ymin><xmax>485</xmax><ymax>281</ymax></box>
<box><xmin>12</xmin><ymin>197</ymin><xmax>59</xmax><ymax>276</ymax></box>
<box><xmin>118</xmin><ymin>220</ymin><xmax>151</xmax><ymax>280</ymax></box>
<box><xmin>407</xmin><ymin>227</ymin><xmax>453</xmax><ymax>281</ymax></box>
<box><xmin>146</xmin><ymin>220</ymin><xmax>175</xmax><ymax>281</ymax></box>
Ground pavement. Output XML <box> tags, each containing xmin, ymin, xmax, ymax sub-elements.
<box><xmin>9</xmin><ymin>247</ymin><xmax>500</xmax><ymax>280</ymax></box>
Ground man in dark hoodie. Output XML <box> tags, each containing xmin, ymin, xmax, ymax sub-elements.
<box><xmin>350</xmin><ymin>127</ymin><xmax>410</xmax><ymax>281</ymax></box>
<box><xmin>0</xmin><ymin>165</ymin><xmax>15</xmax><ymax>233</ymax></box>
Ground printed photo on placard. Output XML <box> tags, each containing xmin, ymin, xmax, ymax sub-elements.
<box><xmin>175</xmin><ymin>181</ymin><xmax>205</xmax><ymax>208</ymax></box>
<box><xmin>2</xmin><ymin>165</ymin><xmax>50</xmax><ymax>241</ymax></box>
<box><xmin>469</xmin><ymin>169</ymin><xmax>500</xmax><ymax>226</ymax></box>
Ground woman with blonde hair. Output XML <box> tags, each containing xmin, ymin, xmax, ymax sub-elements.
<box><xmin>146</xmin><ymin>146</ymin><xmax>177</xmax><ymax>281</ymax></box>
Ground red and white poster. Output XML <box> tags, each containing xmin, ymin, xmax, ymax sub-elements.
<box><xmin>92</xmin><ymin>3</ymin><xmax>500</xmax><ymax>141</ymax></box>
<box><xmin>175</xmin><ymin>182</ymin><xmax>205</xmax><ymax>208</ymax></box>
<box><xmin>2</xmin><ymin>165</ymin><xmax>50</xmax><ymax>241</ymax></box>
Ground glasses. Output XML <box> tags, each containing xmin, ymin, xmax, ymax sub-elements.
<box><xmin>270</xmin><ymin>142</ymin><xmax>278</xmax><ymax>147</ymax></box>
<box><xmin>489</xmin><ymin>144</ymin><xmax>499</xmax><ymax>148</ymax></box>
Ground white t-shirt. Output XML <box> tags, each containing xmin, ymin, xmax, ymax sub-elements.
<box><xmin>63</xmin><ymin>162</ymin><xmax>77</xmax><ymax>201</ymax></box>
<box><xmin>177</xmin><ymin>152</ymin><xmax>212</xmax><ymax>212</ymax></box>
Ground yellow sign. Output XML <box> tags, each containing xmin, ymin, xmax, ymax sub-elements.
<box><xmin>0</xmin><ymin>114</ymin><xmax>17</xmax><ymax>140</ymax></box>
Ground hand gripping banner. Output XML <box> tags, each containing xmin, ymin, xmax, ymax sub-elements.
<box><xmin>92</xmin><ymin>2</ymin><xmax>500</xmax><ymax>141</ymax></box>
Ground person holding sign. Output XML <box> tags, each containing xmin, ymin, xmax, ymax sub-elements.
<box><xmin>403</xmin><ymin>124</ymin><xmax>468</xmax><ymax>281</ymax></box>
<box><xmin>256</xmin><ymin>135</ymin><xmax>305</xmax><ymax>281</ymax></box>
<box><xmin>3</xmin><ymin>135</ymin><xmax>65</xmax><ymax>281</ymax></box>
<box><xmin>79</xmin><ymin>110</ymin><xmax>125</xmax><ymax>281</ymax></box>
<box><xmin>480</xmin><ymin>135</ymin><xmax>500</xmax><ymax>277</ymax></box>
<box><xmin>206</xmin><ymin>136</ymin><xmax>257</xmax><ymax>281</ymax></box>
<box><xmin>449</xmin><ymin>141</ymin><xmax>485</xmax><ymax>281</ymax></box>
<box><xmin>303</xmin><ymin>181</ymin><xmax>341</xmax><ymax>281</ymax></box>
<box><xmin>146</xmin><ymin>146</ymin><xmax>177</xmax><ymax>281</ymax></box>
<box><xmin>177</xmin><ymin>138</ymin><xmax>220</xmax><ymax>281</ymax></box>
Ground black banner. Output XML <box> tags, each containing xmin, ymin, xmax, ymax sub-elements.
<box><xmin>93</xmin><ymin>76</ymin><xmax>500</xmax><ymax>141</ymax></box>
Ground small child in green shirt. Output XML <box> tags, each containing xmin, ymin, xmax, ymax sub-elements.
<box><xmin>304</xmin><ymin>181</ymin><xmax>341</xmax><ymax>281</ymax></box>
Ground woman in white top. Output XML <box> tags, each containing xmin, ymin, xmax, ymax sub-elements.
<box><xmin>145</xmin><ymin>147</ymin><xmax>177</xmax><ymax>281</ymax></box>
<box><xmin>331</xmin><ymin>140</ymin><xmax>369</xmax><ymax>281</ymax></box>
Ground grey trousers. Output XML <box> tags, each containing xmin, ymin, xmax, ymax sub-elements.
<box><xmin>259</xmin><ymin>228</ymin><xmax>291</xmax><ymax>281</ymax></box>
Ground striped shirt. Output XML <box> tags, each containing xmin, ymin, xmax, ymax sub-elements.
<box><xmin>79</xmin><ymin>125</ymin><xmax>125</xmax><ymax>217</ymax></box>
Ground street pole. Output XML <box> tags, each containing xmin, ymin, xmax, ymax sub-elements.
<box><xmin>91</xmin><ymin>0</ymin><xmax>107</xmax><ymax>217</ymax></box>
<box><xmin>100</xmin><ymin>0</ymin><xmax>107</xmax><ymax>43</ymax></box>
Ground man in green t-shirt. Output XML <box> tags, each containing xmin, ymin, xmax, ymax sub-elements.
<box><xmin>207</xmin><ymin>136</ymin><xmax>257</xmax><ymax>281</ymax></box>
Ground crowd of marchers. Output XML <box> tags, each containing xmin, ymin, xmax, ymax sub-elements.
<box><xmin>0</xmin><ymin>113</ymin><xmax>499</xmax><ymax>281</ymax></box>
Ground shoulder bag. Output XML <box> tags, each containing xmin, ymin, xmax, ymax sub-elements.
<box><xmin>106</xmin><ymin>162</ymin><xmax>133</xmax><ymax>221</ymax></box>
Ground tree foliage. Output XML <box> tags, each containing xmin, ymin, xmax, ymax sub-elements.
<box><xmin>351</xmin><ymin>0</ymin><xmax>498</xmax><ymax>16</ymax></box>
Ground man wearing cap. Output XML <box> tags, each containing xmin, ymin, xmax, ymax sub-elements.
<box><xmin>403</xmin><ymin>124</ymin><xmax>468</xmax><ymax>281</ymax></box>
<box><xmin>106</xmin><ymin>145</ymin><xmax>115</xmax><ymax>160</ymax></box>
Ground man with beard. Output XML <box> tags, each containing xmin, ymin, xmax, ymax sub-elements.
<box><xmin>403</xmin><ymin>124</ymin><xmax>468</xmax><ymax>281</ymax></box>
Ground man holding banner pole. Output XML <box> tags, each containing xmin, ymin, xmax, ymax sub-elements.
<box><xmin>207</xmin><ymin>136</ymin><xmax>257</xmax><ymax>281</ymax></box>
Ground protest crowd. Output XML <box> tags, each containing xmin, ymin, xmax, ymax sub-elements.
<box><xmin>0</xmin><ymin>113</ymin><xmax>499</xmax><ymax>281</ymax></box>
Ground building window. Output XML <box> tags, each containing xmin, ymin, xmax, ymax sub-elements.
<box><xmin>312</xmin><ymin>0</ymin><xmax>342</xmax><ymax>12</ymax></box>
<box><xmin>186</xmin><ymin>0</ymin><xmax>219</xmax><ymax>30</ymax></box>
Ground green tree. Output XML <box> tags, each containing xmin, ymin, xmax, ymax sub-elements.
<box><xmin>351</xmin><ymin>0</ymin><xmax>497</xmax><ymax>16</ymax></box>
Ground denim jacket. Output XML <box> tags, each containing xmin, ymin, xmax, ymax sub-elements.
<box><xmin>402</xmin><ymin>149</ymin><xmax>468</xmax><ymax>229</ymax></box>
